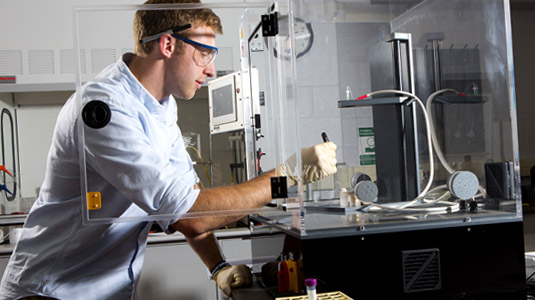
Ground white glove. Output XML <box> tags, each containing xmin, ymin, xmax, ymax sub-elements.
<box><xmin>213</xmin><ymin>264</ymin><xmax>252</xmax><ymax>297</ymax></box>
<box><xmin>277</xmin><ymin>142</ymin><xmax>337</xmax><ymax>187</ymax></box>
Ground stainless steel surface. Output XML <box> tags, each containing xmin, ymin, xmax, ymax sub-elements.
<box><xmin>252</xmin><ymin>202</ymin><xmax>521</xmax><ymax>239</ymax></box>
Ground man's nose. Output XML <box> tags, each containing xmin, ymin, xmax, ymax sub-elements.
<box><xmin>204</xmin><ymin>61</ymin><xmax>216</xmax><ymax>78</ymax></box>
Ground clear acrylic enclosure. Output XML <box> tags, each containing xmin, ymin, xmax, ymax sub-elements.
<box><xmin>75</xmin><ymin>0</ymin><xmax>520</xmax><ymax>232</ymax></box>
<box><xmin>74</xmin><ymin>2</ymin><xmax>273</xmax><ymax>224</ymax></box>
<box><xmin>247</xmin><ymin>0</ymin><xmax>521</xmax><ymax>237</ymax></box>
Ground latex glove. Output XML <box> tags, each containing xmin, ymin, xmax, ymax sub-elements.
<box><xmin>277</xmin><ymin>142</ymin><xmax>337</xmax><ymax>187</ymax></box>
<box><xmin>214</xmin><ymin>264</ymin><xmax>252</xmax><ymax>297</ymax></box>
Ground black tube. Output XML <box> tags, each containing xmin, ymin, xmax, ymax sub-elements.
<box><xmin>1</xmin><ymin>108</ymin><xmax>16</xmax><ymax>201</ymax></box>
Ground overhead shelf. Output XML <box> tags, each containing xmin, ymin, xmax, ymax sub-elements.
<box><xmin>0</xmin><ymin>83</ymin><xmax>76</xmax><ymax>93</ymax></box>
<box><xmin>434</xmin><ymin>95</ymin><xmax>484</xmax><ymax>104</ymax></box>
<box><xmin>338</xmin><ymin>96</ymin><xmax>409</xmax><ymax>108</ymax></box>
<box><xmin>338</xmin><ymin>95</ymin><xmax>485</xmax><ymax>109</ymax></box>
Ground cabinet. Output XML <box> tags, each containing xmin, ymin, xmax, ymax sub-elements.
<box><xmin>138</xmin><ymin>229</ymin><xmax>284</xmax><ymax>300</ymax></box>
<box><xmin>0</xmin><ymin>0</ymin><xmax>245</xmax><ymax>92</ymax></box>
<box><xmin>0</xmin><ymin>0</ymin><xmax>145</xmax><ymax>91</ymax></box>
<box><xmin>137</xmin><ymin>241</ymin><xmax>218</xmax><ymax>300</ymax></box>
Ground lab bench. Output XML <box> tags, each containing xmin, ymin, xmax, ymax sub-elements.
<box><xmin>0</xmin><ymin>206</ymin><xmax>528</xmax><ymax>300</ymax></box>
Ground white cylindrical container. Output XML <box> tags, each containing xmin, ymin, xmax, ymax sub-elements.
<box><xmin>305</xmin><ymin>278</ymin><xmax>317</xmax><ymax>300</ymax></box>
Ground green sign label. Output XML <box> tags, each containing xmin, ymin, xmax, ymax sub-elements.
<box><xmin>365</xmin><ymin>147</ymin><xmax>375</xmax><ymax>153</ymax></box>
<box><xmin>360</xmin><ymin>154</ymin><xmax>376</xmax><ymax>166</ymax></box>
<box><xmin>359</xmin><ymin>127</ymin><xmax>374</xmax><ymax>137</ymax></box>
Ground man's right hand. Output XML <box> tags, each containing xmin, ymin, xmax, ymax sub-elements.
<box><xmin>277</xmin><ymin>141</ymin><xmax>338</xmax><ymax>186</ymax></box>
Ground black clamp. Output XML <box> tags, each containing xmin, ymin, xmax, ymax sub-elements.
<box><xmin>271</xmin><ymin>176</ymin><xmax>288</xmax><ymax>199</ymax></box>
<box><xmin>262</xmin><ymin>12</ymin><xmax>279</xmax><ymax>37</ymax></box>
<box><xmin>82</xmin><ymin>100</ymin><xmax>111</xmax><ymax>129</ymax></box>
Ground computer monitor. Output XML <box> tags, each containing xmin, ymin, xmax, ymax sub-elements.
<box><xmin>208</xmin><ymin>71</ymin><xmax>244</xmax><ymax>134</ymax></box>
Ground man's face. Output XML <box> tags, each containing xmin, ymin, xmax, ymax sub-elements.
<box><xmin>165</xmin><ymin>25</ymin><xmax>217</xmax><ymax>100</ymax></box>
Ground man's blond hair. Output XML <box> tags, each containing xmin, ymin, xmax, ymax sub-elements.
<box><xmin>134</xmin><ymin>0</ymin><xmax>223</xmax><ymax>55</ymax></box>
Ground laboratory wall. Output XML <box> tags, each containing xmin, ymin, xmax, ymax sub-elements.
<box><xmin>290</xmin><ymin>21</ymin><xmax>376</xmax><ymax>170</ymax></box>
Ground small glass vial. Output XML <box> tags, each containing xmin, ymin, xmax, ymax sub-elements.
<box><xmin>305</xmin><ymin>278</ymin><xmax>317</xmax><ymax>300</ymax></box>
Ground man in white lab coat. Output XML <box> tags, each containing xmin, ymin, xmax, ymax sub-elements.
<box><xmin>0</xmin><ymin>1</ymin><xmax>337</xmax><ymax>299</ymax></box>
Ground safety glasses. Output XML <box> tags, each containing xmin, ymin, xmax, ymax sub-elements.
<box><xmin>171</xmin><ymin>34</ymin><xmax>218</xmax><ymax>67</ymax></box>
<box><xmin>139</xmin><ymin>24</ymin><xmax>218</xmax><ymax>67</ymax></box>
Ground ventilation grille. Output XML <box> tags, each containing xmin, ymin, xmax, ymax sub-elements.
<box><xmin>60</xmin><ymin>49</ymin><xmax>87</xmax><ymax>74</ymax></box>
<box><xmin>91</xmin><ymin>49</ymin><xmax>116</xmax><ymax>74</ymax></box>
<box><xmin>1</xmin><ymin>46</ymin><xmax>234</xmax><ymax>81</ymax></box>
<box><xmin>0</xmin><ymin>50</ymin><xmax>23</xmax><ymax>75</ymax></box>
<box><xmin>28</xmin><ymin>50</ymin><xmax>55</xmax><ymax>75</ymax></box>
<box><xmin>215</xmin><ymin>46</ymin><xmax>233</xmax><ymax>74</ymax></box>
<box><xmin>402</xmin><ymin>248</ymin><xmax>441</xmax><ymax>293</ymax></box>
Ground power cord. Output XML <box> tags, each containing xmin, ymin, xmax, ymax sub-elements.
<box><xmin>356</xmin><ymin>89</ymin><xmax>438</xmax><ymax>212</ymax></box>
<box><xmin>187</xmin><ymin>146</ymin><xmax>212</xmax><ymax>188</ymax></box>
<box><xmin>355</xmin><ymin>89</ymin><xmax>484</xmax><ymax>213</ymax></box>
<box><xmin>426</xmin><ymin>89</ymin><xmax>486</xmax><ymax>198</ymax></box>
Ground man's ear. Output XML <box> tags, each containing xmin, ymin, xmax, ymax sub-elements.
<box><xmin>158</xmin><ymin>33</ymin><xmax>175</xmax><ymax>58</ymax></box>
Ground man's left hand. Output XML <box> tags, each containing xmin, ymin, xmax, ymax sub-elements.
<box><xmin>213</xmin><ymin>264</ymin><xmax>252</xmax><ymax>297</ymax></box>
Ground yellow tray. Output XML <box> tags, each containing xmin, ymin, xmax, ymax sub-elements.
<box><xmin>276</xmin><ymin>291</ymin><xmax>353</xmax><ymax>300</ymax></box>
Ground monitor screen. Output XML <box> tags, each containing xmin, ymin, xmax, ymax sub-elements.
<box><xmin>212</xmin><ymin>85</ymin><xmax>235</xmax><ymax>119</ymax></box>
<box><xmin>208</xmin><ymin>71</ymin><xmax>244</xmax><ymax>134</ymax></box>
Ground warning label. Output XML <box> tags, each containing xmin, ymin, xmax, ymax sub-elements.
<box><xmin>358</xmin><ymin>127</ymin><xmax>375</xmax><ymax>166</ymax></box>
<box><xmin>0</xmin><ymin>76</ymin><xmax>16</xmax><ymax>84</ymax></box>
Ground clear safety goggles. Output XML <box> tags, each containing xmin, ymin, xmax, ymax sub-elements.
<box><xmin>140</xmin><ymin>24</ymin><xmax>218</xmax><ymax>67</ymax></box>
<box><xmin>171</xmin><ymin>34</ymin><xmax>218</xmax><ymax>67</ymax></box>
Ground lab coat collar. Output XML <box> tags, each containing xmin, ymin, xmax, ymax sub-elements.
<box><xmin>118</xmin><ymin>53</ymin><xmax>171</xmax><ymax>121</ymax></box>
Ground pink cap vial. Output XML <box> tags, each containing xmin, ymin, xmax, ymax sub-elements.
<box><xmin>305</xmin><ymin>278</ymin><xmax>317</xmax><ymax>287</ymax></box>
